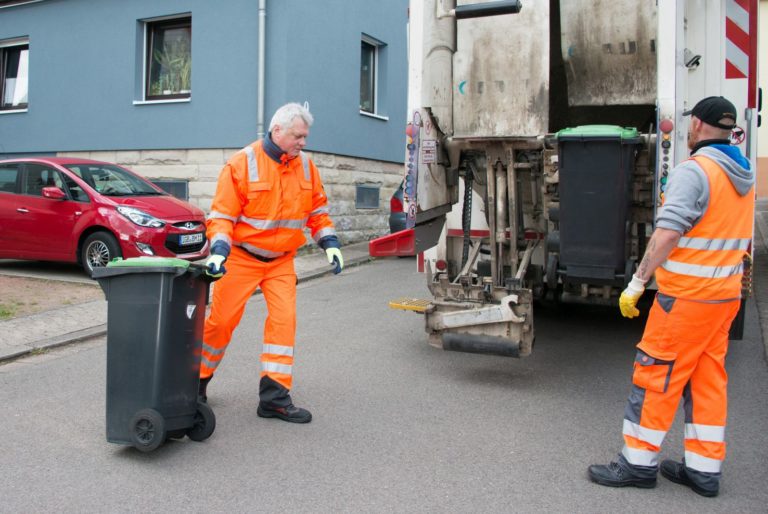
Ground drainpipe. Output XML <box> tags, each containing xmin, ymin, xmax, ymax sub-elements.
<box><xmin>257</xmin><ymin>0</ymin><xmax>267</xmax><ymax>139</ymax></box>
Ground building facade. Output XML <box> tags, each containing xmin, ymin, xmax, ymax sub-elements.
<box><xmin>0</xmin><ymin>0</ymin><xmax>408</xmax><ymax>243</ymax></box>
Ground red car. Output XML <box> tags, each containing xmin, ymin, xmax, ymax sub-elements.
<box><xmin>0</xmin><ymin>157</ymin><xmax>209</xmax><ymax>275</ymax></box>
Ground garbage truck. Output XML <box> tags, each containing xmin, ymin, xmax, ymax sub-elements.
<box><xmin>369</xmin><ymin>0</ymin><xmax>760</xmax><ymax>357</ymax></box>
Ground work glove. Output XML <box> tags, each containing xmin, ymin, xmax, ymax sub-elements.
<box><xmin>326</xmin><ymin>247</ymin><xmax>344</xmax><ymax>275</ymax></box>
<box><xmin>619</xmin><ymin>274</ymin><xmax>647</xmax><ymax>318</ymax></box>
<box><xmin>205</xmin><ymin>254</ymin><xmax>227</xmax><ymax>278</ymax></box>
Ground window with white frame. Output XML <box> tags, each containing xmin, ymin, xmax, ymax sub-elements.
<box><xmin>360</xmin><ymin>35</ymin><xmax>385</xmax><ymax>115</ymax></box>
<box><xmin>145</xmin><ymin>16</ymin><xmax>191</xmax><ymax>100</ymax></box>
<box><xmin>0</xmin><ymin>38</ymin><xmax>28</xmax><ymax>111</ymax></box>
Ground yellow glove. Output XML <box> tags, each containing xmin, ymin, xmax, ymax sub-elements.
<box><xmin>619</xmin><ymin>274</ymin><xmax>647</xmax><ymax>318</ymax></box>
<box><xmin>325</xmin><ymin>247</ymin><xmax>344</xmax><ymax>274</ymax></box>
<box><xmin>205</xmin><ymin>254</ymin><xmax>227</xmax><ymax>278</ymax></box>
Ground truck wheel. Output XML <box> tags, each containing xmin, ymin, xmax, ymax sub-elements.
<box><xmin>82</xmin><ymin>232</ymin><xmax>122</xmax><ymax>276</ymax></box>
<box><xmin>130</xmin><ymin>409</ymin><xmax>166</xmax><ymax>452</ymax></box>
<box><xmin>187</xmin><ymin>401</ymin><xmax>216</xmax><ymax>442</ymax></box>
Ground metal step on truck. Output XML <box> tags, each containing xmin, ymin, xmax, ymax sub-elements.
<box><xmin>369</xmin><ymin>0</ymin><xmax>760</xmax><ymax>357</ymax></box>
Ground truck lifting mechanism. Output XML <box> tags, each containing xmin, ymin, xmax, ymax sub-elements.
<box><xmin>370</xmin><ymin>0</ymin><xmax>760</xmax><ymax>358</ymax></box>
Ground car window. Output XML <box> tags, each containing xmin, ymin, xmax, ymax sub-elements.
<box><xmin>0</xmin><ymin>164</ymin><xmax>19</xmax><ymax>193</ymax></box>
<box><xmin>23</xmin><ymin>164</ymin><xmax>65</xmax><ymax>197</ymax></box>
<box><xmin>61</xmin><ymin>174</ymin><xmax>90</xmax><ymax>203</ymax></box>
<box><xmin>64</xmin><ymin>164</ymin><xmax>164</xmax><ymax>196</ymax></box>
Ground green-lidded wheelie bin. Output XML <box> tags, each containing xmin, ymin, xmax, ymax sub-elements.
<box><xmin>555</xmin><ymin>125</ymin><xmax>642</xmax><ymax>285</ymax></box>
<box><xmin>93</xmin><ymin>257</ymin><xmax>215</xmax><ymax>452</ymax></box>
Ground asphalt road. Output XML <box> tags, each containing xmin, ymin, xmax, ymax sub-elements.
<box><xmin>1</xmin><ymin>257</ymin><xmax>767</xmax><ymax>512</ymax></box>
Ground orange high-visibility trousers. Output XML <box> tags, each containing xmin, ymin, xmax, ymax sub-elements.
<box><xmin>200</xmin><ymin>246</ymin><xmax>297</xmax><ymax>391</ymax></box>
<box><xmin>621</xmin><ymin>294</ymin><xmax>739</xmax><ymax>474</ymax></box>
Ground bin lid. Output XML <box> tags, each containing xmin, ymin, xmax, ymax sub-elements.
<box><xmin>556</xmin><ymin>125</ymin><xmax>640</xmax><ymax>141</ymax></box>
<box><xmin>106</xmin><ymin>257</ymin><xmax>191</xmax><ymax>269</ymax></box>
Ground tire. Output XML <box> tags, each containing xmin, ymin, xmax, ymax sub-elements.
<box><xmin>130</xmin><ymin>409</ymin><xmax>166</xmax><ymax>452</ymax></box>
<box><xmin>187</xmin><ymin>401</ymin><xmax>216</xmax><ymax>442</ymax></box>
<box><xmin>81</xmin><ymin>231</ymin><xmax>122</xmax><ymax>276</ymax></box>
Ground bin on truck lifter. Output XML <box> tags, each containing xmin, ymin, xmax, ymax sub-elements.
<box><xmin>93</xmin><ymin>257</ymin><xmax>216</xmax><ymax>452</ymax></box>
<box><xmin>553</xmin><ymin>125</ymin><xmax>642</xmax><ymax>287</ymax></box>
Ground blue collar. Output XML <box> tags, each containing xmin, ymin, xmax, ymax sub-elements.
<box><xmin>263</xmin><ymin>133</ymin><xmax>285</xmax><ymax>164</ymax></box>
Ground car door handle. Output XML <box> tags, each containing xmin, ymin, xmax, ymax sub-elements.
<box><xmin>16</xmin><ymin>208</ymin><xmax>29</xmax><ymax>213</ymax></box>
<box><xmin>75</xmin><ymin>211</ymin><xmax>82</xmax><ymax>216</ymax></box>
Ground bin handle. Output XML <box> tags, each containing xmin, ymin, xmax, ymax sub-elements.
<box><xmin>189</xmin><ymin>262</ymin><xmax>221</xmax><ymax>283</ymax></box>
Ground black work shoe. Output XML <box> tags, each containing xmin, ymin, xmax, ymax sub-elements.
<box><xmin>588</xmin><ymin>461</ymin><xmax>657</xmax><ymax>489</ymax></box>
<box><xmin>257</xmin><ymin>403</ymin><xmax>312</xmax><ymax>424</ymax></box>
<box><xmin>660</xmin><ymin>460</ymin><xmax>719</xmax><ymax>497</ymax></box>
<box><xmin>198</xmin><ymin>376</ymin><xmax>212</xmax><ymax>403</ymax></box>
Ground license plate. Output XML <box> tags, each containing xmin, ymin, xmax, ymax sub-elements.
<box><xmin>179</xmin><ymin>233</ymin><xmax>204</xmax><ymax>245</ymax></box>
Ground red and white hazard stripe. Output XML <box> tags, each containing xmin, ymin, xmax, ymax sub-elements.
<box><xmin>725</xmin><ymin>0</ymin><xmax>758</xmax><ymax>107</ymax></box>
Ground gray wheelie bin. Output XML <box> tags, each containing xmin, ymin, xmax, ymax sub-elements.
<box><xmin>93</xmin><ymin>257</ymin><xmax>215</xmax><ymax>452</ymax></box>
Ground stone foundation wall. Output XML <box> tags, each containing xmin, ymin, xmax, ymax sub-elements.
<box><xmin>57</xmin><ymin>148</ymin><xmax>404</xmax><ymax>245</ymax></box>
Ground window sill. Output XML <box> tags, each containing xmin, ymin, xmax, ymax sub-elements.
<box><xmin>133</xmin><ymin>98</ymin><xmax>191</xmax><ymax>106</ymax></box>
<box><xmin>0</xmin><ymin>108</ymin><xmax>28</xmax><ymax>114</ymax></box>
<box><xmin>359</xmin><ymin>110</ymin><xmax>389</xmax><ymax>121</ymax></box>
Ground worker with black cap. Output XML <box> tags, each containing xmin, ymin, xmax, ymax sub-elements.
<box><xmin>588</xmin><ymin>95</ymin><xmax>754</xmax><ymax>498</ymax></box>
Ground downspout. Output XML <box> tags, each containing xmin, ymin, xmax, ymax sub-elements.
<box><xmin>257</xmin><ymin>0</ymin><xmax>267</xmax><ymax>139</ymax></box>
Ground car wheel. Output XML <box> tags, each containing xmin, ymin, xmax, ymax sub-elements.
<box><xmin>81</xmin><ymin>232</ymin><xmax>122</xmax><ymax>276</ymax></box>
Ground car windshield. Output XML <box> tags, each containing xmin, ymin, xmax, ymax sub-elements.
<box><xmin>63</xmin><ymin>164</ymin><xmax>166</xmax><ymax>196</ymax></box>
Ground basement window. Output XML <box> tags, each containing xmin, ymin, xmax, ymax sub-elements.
<box><xmin>355</xmin><ymin>184</ymin><xmax>380</xmax><ymax>209</ymax></box>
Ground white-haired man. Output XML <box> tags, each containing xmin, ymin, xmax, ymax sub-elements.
<box><xmin>199</xmin><ymin>102</ymin><xmax>343</xmax><ymax>423</ymax></box>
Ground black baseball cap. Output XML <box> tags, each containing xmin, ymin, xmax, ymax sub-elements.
<box><xmin>682</xmin><ymin>96</ymin><xmax>737</xmax><ymax>129</ymax></box>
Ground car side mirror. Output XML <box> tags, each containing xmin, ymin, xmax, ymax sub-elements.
<box><xmin>42</xmin><ymin>186</ymin><xmax>67</xmax><ymax>200</ymax></box>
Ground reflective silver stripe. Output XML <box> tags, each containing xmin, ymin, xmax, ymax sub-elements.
<box><xmin>201</xmin><ymin>355</ymin><xmax>222</xmax><ymax>370</ymax></box>
<box><xmin>623</xmin><ymin>420</ymin><xmax>667</xmax><ymax>447</ymax></box>
<box><xmin>621</xmin><ymin>445</ymin><xmax>659</xmax><ymax>467</ymax></box>
<box><xmin>210</xmin><ymin>233</ymin><xmax>232</xmax><ymax>246</ymax></box>
<box><xmin>243</xmin><ymin>145</ymin><xmax>259</xmax><ymax>181</ymax></box>
<box><xmin>677</xmin><ymin>237</ymin><xmax>751</xmax><ymax>251</ymax></box>
<box><xmin>263</xmin><ymin>344</ymin><xmax>294</xmax><ymax>357</ymax></box>
<box><xmin>312</xmin><ymin>227</ymin><xmax>337</xmax><ymax>243</ymax></box>
<box><xmin>239</xmin><ymin>215</ymin><xmax>307</xmax><ymax>230</ymax></box>
<box><xmin>202</xmin><ymin>342</ymin><xmax>225</xmax><ymax>356</ymax></box>
<box><xmin>208</xmin><ymin>210</ymin><xmax>238</xmax><ymax>223</ymax></box>
<box><xmin>235</xmin><ymin>241</ymin><xmax>285</xmax><ymax>259</ymax></box>
<box><xmin>684</xmin><ymin>423</ymin><xmax>725</xmax><ymax>443</ymax></box>
<box><xmin>262</xmin><ymin>361</ymin><xmax>292</xmax><ymax>375</ymax></box>
<box><xmin>310</xmin><ymin>206</ymin><xmax>329</xmax><ymax>217</ymax></box>
<box><xmin>684</xmin><ymin>450</ymin><xmax>723</xmax><ymax>473</ymax></box>
<box><xmin>661</xmin><ymin>259</ymin><xmax>743</xmax><ymax>279</ymax></box>
<box><xmin>300</xmin><ymin>151</ymin><xmax>310</xmax><ymax>181</ymax></box>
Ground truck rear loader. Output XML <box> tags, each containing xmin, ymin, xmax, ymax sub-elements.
<box><xmin>370</xmin><ymin>0</ymin><xmax>760</xmax><ymax>357</ymax></box>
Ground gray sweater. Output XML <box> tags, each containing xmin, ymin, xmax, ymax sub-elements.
<box><xmin>656</xmin><ymin>143</ymin><xmax>754</xmax><ymax>234</ymax></box>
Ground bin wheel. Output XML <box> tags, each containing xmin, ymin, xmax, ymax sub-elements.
<box><xmin>130</xmin><ymin>408</ymin><xmax>166</xmax><ymax>452</ymax></box>
<box><xmin>187</xmin><ymin>401</ymin><xmax>216</xmax><ymax>442</ymax></box>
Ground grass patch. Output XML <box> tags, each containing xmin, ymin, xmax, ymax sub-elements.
<box><xmin>0</xmin><ymin>303</ymin><xmax>18</xmax><ymax>320</ymax></box>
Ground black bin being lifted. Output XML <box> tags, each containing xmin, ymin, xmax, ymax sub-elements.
<box><xmin>556</xmin><ymin>125</ymin><xmax>642</xmax><ymax>284</ymax></box>
<box><xmin>93</xmin><ymin>257</ymin><xmax>215</xmax><ymax>452</ymax></box>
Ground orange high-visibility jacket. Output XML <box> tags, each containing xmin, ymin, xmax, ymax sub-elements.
<box><xmin>207</xmin><ymin>141</ymin><xmax>337</xmax><ymax>259</ymax></box>
<box><xmin>656</xmin><ymin>155</ymin><xmax>754</xmax><ymax>301</ymax></box>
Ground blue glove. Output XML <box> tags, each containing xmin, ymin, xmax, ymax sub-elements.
<box><xmin>325</xmin><ymin>248</ymin><xmax>343</xmax><ymax>275</ymax></box>
<box><xmin>205</xmin><ymin>254</ymin><xmax>227</xmax><ymax>278</ymax></box>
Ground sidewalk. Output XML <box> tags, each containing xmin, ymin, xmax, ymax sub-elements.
<box><xmin>0</xmin><ymin>241</ymin><xmax>373</xmax><ymax>363</ymax></box>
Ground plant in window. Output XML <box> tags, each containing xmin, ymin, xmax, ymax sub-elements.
<box><xmin>151</xmin><ymin>38</ymin><xmax>191</xmax><ymax>95</ymax></box>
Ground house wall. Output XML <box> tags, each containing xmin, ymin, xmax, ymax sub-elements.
<box><xmin>0</xmin><ymin>0</ymin><xmax>409</xmax><ymax>243</ymax></box>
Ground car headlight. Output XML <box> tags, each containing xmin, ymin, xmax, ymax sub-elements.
<box><xmin>116</xmin><ymin>206</ymin><xmax>165</xmax><ymax>228</ymax></box>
